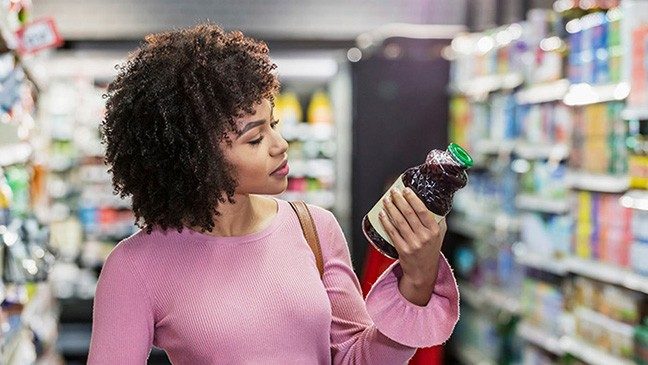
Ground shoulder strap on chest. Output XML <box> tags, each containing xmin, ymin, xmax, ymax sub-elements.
<box><xmin>289</xmin><ymin>201</ymin><xmax>324</xmax><ymax>278</ymax></box>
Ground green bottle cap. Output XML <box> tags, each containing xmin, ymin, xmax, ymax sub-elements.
<box><xmin>448</xmin><ymin>143</ymin><xmax>474</xmax><ymax>168</ymax></box>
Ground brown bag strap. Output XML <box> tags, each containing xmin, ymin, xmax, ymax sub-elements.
<box><xmin>289</xmin><ymin>201</ymin><xmax>324</xmax><ymax>278</ymax></box>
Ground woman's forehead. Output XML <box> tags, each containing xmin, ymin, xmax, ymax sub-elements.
<box><xmin>234</xmin><ymin>99</ymin><xmax>272</xmax><ymax>126</ymax></box>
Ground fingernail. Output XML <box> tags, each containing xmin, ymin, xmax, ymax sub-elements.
<box><xmin>384</xmin><ymin>196</ymin><xmax>391</xmax><ymax>204</ymax></box>
<box><xmin>404</xmin><ymin>188</ymin><xmax>412</xmax><ymax>195</ymax></box>
<box><xmin>379</xmin><ymin>210</ymin><xmax>385</xmax><ymax>218</ymax></box>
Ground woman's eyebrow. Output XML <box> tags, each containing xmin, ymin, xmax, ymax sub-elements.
<box><xmin>236</xmin><ymin>120</ymin><xmax>266</xmax><ymax>139</ymax></box>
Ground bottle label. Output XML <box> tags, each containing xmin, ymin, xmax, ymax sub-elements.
<box><xmin>366</xmin><ymin>174</ymin><xmax>444</xmax><ymax>247</ymax></box>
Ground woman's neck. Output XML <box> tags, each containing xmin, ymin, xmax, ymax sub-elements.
<box><xmin>198</xmin><ymin>194</ymin><xmax>277</xmax><ymax>237</ymax></box>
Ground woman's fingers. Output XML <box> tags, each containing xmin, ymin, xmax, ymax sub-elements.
<box><xmin>382</xmin><ymin>192</ymin><xmax>416</xmax><ymax>244</ymax></box>
<box><xmin>378</xmin><ymin>210</ymin><xmax>407</xmax><ymax>251</ymax></box>
<box><xmin>389</xmin><ymin>188</ymin><xmax>427</xmax><ymax>234</ymax></box>
<box><xmin>402</xmin><ymin>187</ymin><xmax>440</xmax><ymax>232</ymax></box>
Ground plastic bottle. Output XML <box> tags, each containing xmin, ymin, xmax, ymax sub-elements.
<box><xmin>362</xmin><ymin>143</ymin><xmax>473</xmax><ymax>259</ymax></box>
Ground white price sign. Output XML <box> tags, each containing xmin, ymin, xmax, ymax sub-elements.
<box><xmin>16</xmin><ymin>18</ymin><xmax>63</xmax><ymax>54</ymax></box>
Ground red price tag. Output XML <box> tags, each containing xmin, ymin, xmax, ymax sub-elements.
<box><xmin>15</xmin><ymin>17</ymin><xmax>64</xmax><ymax>55</ymax></box>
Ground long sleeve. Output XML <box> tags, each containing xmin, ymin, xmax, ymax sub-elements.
<box><xmin>319</xmin><ymin>210</ymin><xmax>459</xmax><ymax>364</ymax></box>
<box><xmin>88</xmin><ymin>243</ymin><xmax>155</xmax><ymax>365</ymax></box>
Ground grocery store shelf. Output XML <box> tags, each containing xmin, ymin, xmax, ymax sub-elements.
<box><xmin>563</xmin><ymin>82</ymin><xmax>630</xmax><ymax>106</ymax></box>
<box><xmin>514</xmin><ymin>142</ymin><xmax>570</xmax><ymax>160</ymax></box>
<box><xmin>566</xmin><ymin>172</ymin><xmax>629</xmax><ymax>193</ymax></box>
<box><xmin>568</xmin><ymin>257</ymin><xmax>648</xmax><ymax>295</ymax></box>
<box><xmin>515</xmin><ymin>79</ymin><xmax>570</xmax><ymax>105</ymax></box>
<box><xmin>453</xmin><ymin>345</ymin><xmax>495</xmax><ymax>365</ymax></box>
<box><xmin>514</xmin><ymin>251</ymin><xmax>570</xmax><ymax>276</ymax></box>
<box><xmin>449</xmin><ymin>213</ymin><xmax>520</xmax><ymax>238</ymax></box>
<box><xmin>517</xmin><ymin>322</ymin><xmax>565</xmax><ymax>355</ymax></box>
<box><xmin>459</xmin><ymin>282</ymin><xmax>521</xmax><ymax>314</ymax></box>
<box><xmin>562</xmin><ymin>337</ymin><xmax>634</xmax><ymax>365</ymax></box>
<box><xmin>515</xmin><ymin>194</ymin><xmax>570</xmax><ymax>214</ymax></box>
<box><xmin>621</xmin><ymin>107</ymin><xmax>648</xmax><ymax>120</ymax></box>
<box><xmin>515</xmin><ymin>253</ymin><xmax>648</xmax><ymax>294</ymax></box>
<box><xmin>0</xmin><ymin>142</ymin><xmax>32</xmax><ymax>167</ymax></box>
<box><xmin>620</xmin><ymin>189</ymin><xmax>648</xmax><ymax>211</ymax></box>
<box><xmin>450</xmin><ymin>72</ymin><xmax>524</xmax><ymax>100</ymax></box>
<box><xmin>472</xmin><ymin>139</ymin><xmax>516</xmax><ymax>156</ymax></box>
<box><xmin>448</xmin><ymin>217</ymin><xmax>488</xmax><ymax>239</ymax></box>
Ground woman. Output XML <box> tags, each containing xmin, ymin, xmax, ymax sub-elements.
<box><xmin>88</xmin><ymin>22</ymin><xmax>459</xmax><ymax>364</ymax></box>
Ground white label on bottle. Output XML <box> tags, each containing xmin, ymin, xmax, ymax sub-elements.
<box><xmin>366</xmin><ymin>174</ymin><xmax>445</xmax><ymax>248</ymax></box>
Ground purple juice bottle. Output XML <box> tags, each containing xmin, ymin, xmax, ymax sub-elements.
<box><xmin>362</xmin><ymin>143</ymin><xmax>473</xmax><ymax>259</ymax></box>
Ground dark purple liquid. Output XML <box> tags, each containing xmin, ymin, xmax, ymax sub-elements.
<box><xmin>363</xmin><ymin>150</ymin><xmax>469</xmax><ymax>259</ymax></box>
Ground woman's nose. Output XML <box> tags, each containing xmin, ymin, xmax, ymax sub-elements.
<box><xmin>271</xmin><ymin>131</ymin><xmax>289</xmax><ymax>156</ymax></box>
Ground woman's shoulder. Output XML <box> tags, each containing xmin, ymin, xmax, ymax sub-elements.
<box><xmin>105</xmin><ymin>227</ymin><xmax>178</xmax><ymax>266</ymax></box>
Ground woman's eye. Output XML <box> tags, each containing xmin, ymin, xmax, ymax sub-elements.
<box><xmin>270</xmin><ymin>120</ymin><xmax>280</xmax><ymax>129</ymax></box>
<box><xmin>249</xmin><ymin>137</ymin><xmax>264</xmax><ymax>145</ymax></box>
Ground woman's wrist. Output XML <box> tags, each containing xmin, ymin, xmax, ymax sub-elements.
<box><xmin>398</xmin><ymin>274</ymin><xmax>436</xmax><ymax>306</ymax></box>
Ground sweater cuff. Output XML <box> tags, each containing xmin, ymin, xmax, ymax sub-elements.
<box><xmin>365</xmin><ymin>253</ymin><xmax>460</xmax><ymax>348</ymax></box>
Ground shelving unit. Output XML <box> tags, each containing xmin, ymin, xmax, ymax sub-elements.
<box><xmin>566</xmin><ymin>171</ymin><xmax>630</xmax><ymax>193</ymax></box>
<box><xmin>563</xmin><ymin>82</ymin><xmax>630</xmax><ymax>106</ymax></box>
<box><xmin>515</xmin><ymin>194</ymin><xmax>571</xmax><ymax>214</ymax></box>
<box><xmin>448</xmin><ymin>1</ymin><xmax>648</xmax><ymax>364</ymax></box>
<box><xmin>0</xmin><ymin>3</ymin><xmax>63</xmax><ymax>364</ymax></box>
<box><xmin>517</xmin><ymin>322</ymin><xmax>565</xmax><ymax>356</ymax></box>
<box><xmin>515</xmin><ymin>79</ymin><xmax>570</xmax><ymax>105</ymax></box>
<box><xmin>459</xmin><ymin>281</ymin><xmax>522</xmax><ymax>315</ymax></box>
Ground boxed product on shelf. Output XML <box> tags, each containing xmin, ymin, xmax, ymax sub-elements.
<box><xmin>568</xmin><ymin>276</ymin><xmax>644</xmax><ymax>361</ymax></box>
<box><xmin>630</xmin><ymin>240</ymin><xmax>648</xmax><ymax>275</ymax></box>
<box><xmin>574</xmin><ymin>191</ymin><xmax>633</xmax><ymax>265</ymax></box>
<box><xmin>570</xmin><ymin>101</ymin><xmax>626</xmax><ymax>174</ymax></box>
<box><xmin>516</xmin><ymin>102</ymin><xmax>572</xmax><ymax>146</ymax></box>
<box><xmin>521</xmin><ymin>278</ymin><xmax>566</xmax><ymax>336</ymax></box>
<box><xmin>570</xmin><ymin>276</ymin><xmax>646</xmax><ymax>325</ymax></box>
<box><xmin>574</xmin><ymin>307</ymin><xmax>635</xmax><ymax>359</ymax></box>
<box><xmin>453</xmin><ymin>305</ymin><xmax>503</xmax><ymax>362</ymax></box>
<box><xmin>521</xmin><ymin>213</ymin><xmax>572</xmax><ymax>258</ymax></box>
<box><xmin>629</xmin><ymin>154</ymin><xmax>648</xmax><ymax>189</ymax></box>
<box><xmin>629</xmin><ymin>24</ymin><xmax>648</xmax><ymax>107</ymax></box>
<box><xmin>519</xmin><ymin>160</ymin><xmax>569</xmax><ymax>200</ymax></box>
<box><xmin>566</xmin><ymin>7</ymin><xmax>622</xmax><ymax>85</ymax></box>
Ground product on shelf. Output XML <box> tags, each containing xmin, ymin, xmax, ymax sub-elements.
<box><xmin>570</xmin><ymin>276</ymin><xmax>646</xmax><ymax>325</ymax></box>
<box><xmin>518</xmin><ymin>160</ymin><xmax>569</xmax><ymax>201</ymax></box>
<box><xmin>521</xmin><ymin>278</ymin><xmax>565</xmax><ymax>336</ymax></box>
<box><xmin>566</xmin><ymin>7</ymin><xmax>622</xmax><ymax>85</ymax></box>
<box><xmin>363</xmin><ymin>143</ymin><xmax>473</xmax><ymax>259</ymax></box>
<box><xmin>275</xmin><ymin>89</ymin><xmax>337</xmax><ymax>210</ymax></box>
<box><xmin>627</xmin><ymin>106</ymin><xmax>648</xmax><ymax>189</ymax></box>
<box><xmin>570</xmin><ymin>101</ymin><xmax>626</xmax><ymax>174</ymax></box>
<box><xmin>520</xmin><ymin>213</ymin><xmax>572</xmax><ymax>258</ymax></box>
<box><xmin>636</xmin><ymin>318</ymin><xmax>648</xmax><ymax>364</ymax></box>
<box><xmin>629</xmin><ymin>25</ymin><xmax>648</xmax><ymax>107</ymax></box>
<box><xmin>574</xmin><ymin>191</ymin><xmax>633</xmax><ymax>266</ymax></box>
<box><xmin>568</xmin><ymin>276</ymin><xmax>647</xmax><ymax>360</ymax></box>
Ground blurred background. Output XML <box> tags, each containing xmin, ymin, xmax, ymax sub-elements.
<box><xmin>0</xmin><ymin>0</ymin><xmax>647</xmax><ymax>364</ymax></box>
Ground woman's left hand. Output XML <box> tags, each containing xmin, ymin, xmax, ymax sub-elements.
<box><xmin>378</xmin><ymin>187</ymin><xmax>447</xmax><ymax>306</ymax></box>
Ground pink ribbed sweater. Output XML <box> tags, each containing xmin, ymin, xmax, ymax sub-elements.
<box><xmin>88</xmin><ymin>199</ymin><xmax>459</xmax><ymax>364</ymax></box>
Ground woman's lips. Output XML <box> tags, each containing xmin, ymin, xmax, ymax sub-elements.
<box><xmin>271</xmin><ymin>160</ymin><xmax>289</xmax><ymax>177</ymax></box>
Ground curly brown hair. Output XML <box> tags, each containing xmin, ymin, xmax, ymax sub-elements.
<box><xmin>101</xmin><ymin>22</ymin><xmax>280</xmax><ymax>234</ymax></box>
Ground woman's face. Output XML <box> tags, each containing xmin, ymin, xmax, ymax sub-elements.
<box><xmin>222</xmin><ymin>98</ymin><xmax>290</xmax><ymax>196</ymax></box>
